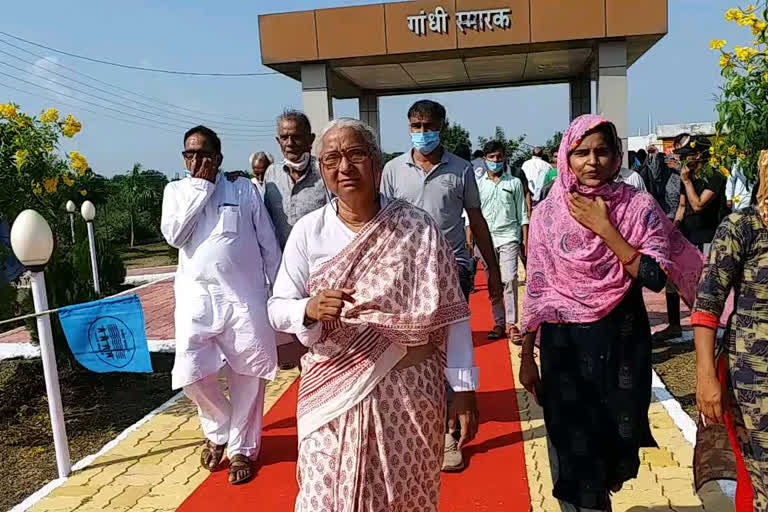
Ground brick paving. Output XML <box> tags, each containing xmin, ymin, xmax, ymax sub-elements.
<box><xmin>126</xmin><ymin>266</ymin><xmax>177</xmax><ymax>277</ymax></box>
<box><xmin>27</xmin><ymin>368</ymin><xmax>299</xmax><ymax>512</ymax></box>
<box><xmin>0</xmin><ymin>279</ymin><xmax>176</xmax><ymax>345</ymax></box>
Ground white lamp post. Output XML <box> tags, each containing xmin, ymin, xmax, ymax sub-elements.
<box><xmin>10</xmin><ymin>210</ymin><xmax>71</xmax><ymax>478</ymax></box>
<box><xmin>65</xmin><ymin>200</ymin><xmax>76</xmax><ymax>243</ymax></box>
<box><xmin>80</xmin><ymin>201</ymin><xmax>100</xmax><ymax>294</ymax></box>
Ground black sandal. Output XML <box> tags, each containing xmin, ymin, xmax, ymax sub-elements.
<box><xmin>228</xmin><ymin>454</ymin><xmax>254</xmax><ymax>485</ymax></box>
<box><xmin>200</xmin><ymin>440</ymin><xmax>227</xmax><ymax>471</ymax></box>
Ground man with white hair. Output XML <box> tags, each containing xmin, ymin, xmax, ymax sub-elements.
<box><xmin>249</xmin><ymin>151</ymin><xmax>273</xmax><ymax>198</ymax></box>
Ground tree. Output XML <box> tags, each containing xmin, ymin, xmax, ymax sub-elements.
<box><xmin>0</xmin><ymin>104</ymin><xmax>89</xmax><ymax>236</ymax></box>
<box><xmin>111</xmin><ymin>163</ymin><xmax>167</xmax><ymax>247</ymax></box>
<box><xmin>440</xmin><ymin>120</ymin><xmax>472</xmax><ymax>153</ymax></box>
<box><xmin>382</xmin><ymin>152</ymin><xmax>403</xmax><ymax>165</ymax></box>
<box><xmin>477</xmin><ymin>127</ymin><xmax>529</xmax><ymax>170</ymax></box>
<box><xmin>544</xmin><ymin>131</ymin><xmax>564</xmax><ymax>159</ymax></box>
<box><xmin>710</xmin><ymin>5</ymin><xmax>768</xmax><ymax>182</ymax></box>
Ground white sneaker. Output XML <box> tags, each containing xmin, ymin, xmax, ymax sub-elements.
<box><xmin>441</xmin><ymin>433</ymin><xmax>465</xmax><ymax>472</ymax></box>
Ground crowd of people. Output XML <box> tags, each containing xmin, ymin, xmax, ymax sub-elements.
<box><xmin>160</xmin><ymin>99</ymin><xmax>766</xmax><ymax>511</ymax></box>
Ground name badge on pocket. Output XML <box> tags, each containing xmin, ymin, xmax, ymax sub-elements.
<box><xmin>217</xmin><ymin>204</ymin><xmax>239</xmax><ymax>235</ymax></box>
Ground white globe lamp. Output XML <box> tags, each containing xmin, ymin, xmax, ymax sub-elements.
<box><xmin>80</xmin><ymin>200</ymin><xmax>96</xmax><ymax>222</ymax></box>
<box><xmin>9</xmin><ymin>210</ymin><xmax>71</xmax><ymax>477</ymax></box>
<box><xmin>10</xmin><ymin>209</ymin><xmax>54</xmax><ymax>270</ymax></box>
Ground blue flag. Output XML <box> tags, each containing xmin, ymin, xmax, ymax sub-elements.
<box><xmin>58</xmin><ymin>294</ymin><xmax>153</xmax><ymax>373</ymax></box>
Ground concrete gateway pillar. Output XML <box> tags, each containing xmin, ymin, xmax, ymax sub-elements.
<box><xmin>597</xmin><ymin>41</ymin><xmax>628</xmax><ymax>165</ymax></box>
<box><xmin>301</xmin><ymin>63</ymin><xmax>334</xmax><ymax>139</ymax></box>
<box><xmin>358</xmin><ymin>93</ymin><xmax>381</xmax><ymax>145</ymax></box>
<box><xmin>569</xmin><ymin>76</ymin><xmax>592</xmax><ymax>121</ymax></box>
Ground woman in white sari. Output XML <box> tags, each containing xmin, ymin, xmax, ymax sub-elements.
<box><xmin>268</xmin><ymin>118</ymin><xmax>479</xmax><ymax>512</ymax></box>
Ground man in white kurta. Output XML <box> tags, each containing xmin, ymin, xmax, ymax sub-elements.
<box><xmin>161</xmin><ymin>126</ymin><xmax>282</xmax><ymax>484</ymax></box>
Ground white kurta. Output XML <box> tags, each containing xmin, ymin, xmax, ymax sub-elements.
<box><xmin>268</xmin><ymin>196</ymin><xmax>479</xmax><ymax>392</ymax></box>
<box><xmin>161</xmin><ymin>174</ymin><xmax>282</xmax><ymax>389</ymax></box>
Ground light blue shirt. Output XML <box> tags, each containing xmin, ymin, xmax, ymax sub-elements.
<box><xmin>477</xmin><ymin>170</ymin><xmax>529</xmax><ymax>249</ymax></box>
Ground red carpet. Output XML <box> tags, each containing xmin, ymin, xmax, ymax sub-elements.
<box><xmin>178</xmin><ymin>277</ymin><xmax>530</xmax><ymax>511</ymax></box>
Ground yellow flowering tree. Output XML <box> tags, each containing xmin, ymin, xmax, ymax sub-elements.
<box><xmin>0</xmin><ymin>103</ymin><xmax>90</xmax><ymax>230</ymax></box>
<box><xmin>711</xmin><ymin>3</ymin><xmax>768</xmax><ymax>182</ymax></box>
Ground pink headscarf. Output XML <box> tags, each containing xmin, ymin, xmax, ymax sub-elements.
<box><xmin>521</xmin><ymin>114</ymin><xmax>703</xmax><ymax>334</ymax></box>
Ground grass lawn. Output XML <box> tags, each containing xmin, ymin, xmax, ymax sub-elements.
<box><xmin>119</xmin><ymin>241</ymin><xmax>177</xmax><ymax>270</ymax></box>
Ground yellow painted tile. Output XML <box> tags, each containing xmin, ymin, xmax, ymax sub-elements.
<box><xmin>643</xmin><ymin>448</ymin><xmax>677</xmax><ymax>467</ymax></box>
<box><xmin>109</xmin><ymin>485</ymin><xmax>153</xmax><ymax>509</ymax></box>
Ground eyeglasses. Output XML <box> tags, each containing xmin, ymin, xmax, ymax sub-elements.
<box><xmin>320</xmin><ymin>147</ymin><xmax>369</xmax><ymax>169</ymax></box>
<box><xmin>182</xmin><ymin>150</ymin><xmax>216</xmax><ymax>161</ymax></box>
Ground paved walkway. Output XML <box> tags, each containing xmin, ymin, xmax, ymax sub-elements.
<box><xmin>11</xmin><ymin>278</ymin><xmax>736</xmax><ymax>512</ymax></box>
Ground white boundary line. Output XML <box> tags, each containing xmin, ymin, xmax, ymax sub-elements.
<box><xmin>8</xmin><ymin>390</ymin><xmax>185</xmax><ymax>512</ymax></box>
<box><xmin>0</xmin><ymin>340</ymin><xmax>177</xmax><ymax>361</ymax></box>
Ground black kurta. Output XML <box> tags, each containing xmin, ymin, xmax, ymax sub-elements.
<box><xmin>539</xmin><ymin>256</ymin><xmax>665</xmax><ymax>510</ymax></box>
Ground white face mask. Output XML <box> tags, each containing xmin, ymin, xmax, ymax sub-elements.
<box><xmin>284</xmin><ymin>152</ymin><xmax>310</xmax><ymax>172</ymax></box>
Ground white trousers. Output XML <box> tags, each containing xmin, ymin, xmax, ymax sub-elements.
<box><xmin>184</xmin><ymin>366</ymin><xmax>266</xmax><ymax>460</ymax></box>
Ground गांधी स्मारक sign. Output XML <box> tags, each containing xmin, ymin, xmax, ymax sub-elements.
<box><xmin>406</xmin><ymin>6</ymin><xmax>512</xmax><ymax>36</ymax></box>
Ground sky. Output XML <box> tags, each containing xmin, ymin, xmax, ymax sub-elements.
<box><xmin>0</xmin><ymin>0</ymin><xmax>753</xmax><ymax>177</ymax></box>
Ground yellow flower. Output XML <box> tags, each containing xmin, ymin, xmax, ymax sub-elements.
<box><xmin>69</xmin><ymin>150</ymin><xmax>88</xmax><ymax>175</ymax></box>
<box><xmin>720</xmin><ymin>53</ymin><xmax>733</xmax><ymax>68</ymax></box>
<box><xmin>720</xmin><ymin>166</ymin><xmax>731</xmax><ymax>177</ymax></box>
<box><xmin>61</xmin><ymin>114</ymin><xmax>82</xmax><ymax>138</ymax></box>
<box><xmin>733</xmin><ymin>194</ymin><xmax>743</xmax><ymax>204</ymax></box>
<box><xmin>0</xmin><ymin>103</ymin><xmax>17</xmax><ymax>119</ymax></box>
<box><xmin>79</xmin><ymin>189</ymin><xmax>87</xmax><ymax>197</ymax></box>
<box><xmin>726</xmin><ymin>8</ymin><xmax>744</xmax><ymax>21</ymax></box>
<box><xmin>14</xmin><ymin>149</ymin><xmax>28</xmax><ymax>170</ymax></box>
<box><xmin>749</xmin><ymin>65</ymin><xmax>755</xmax><ymax>72</ymax></box>
<box><xmin>43</xmin><ymin>176</ymin><xmax>59</xmax><ymax>194</ymax></box>
<box><xmin>710</xmin><ymin>39</ymin><xmax>727</xmax><ymax>50</ymax></box>
<box><xmin>735</xmin><ymin>45</ymin><xmax>758</xmax><ymax>61</ymax></box>
<box><xmin>61</xmin><ymin>173</ymin><xmax>74</xmax><ymax>187</ymax></box>
<box><xmin>738</xmin><ymin>13</ymin><xmax>759</xmax><ymax>27</ymax></box>
<box><xmin>32</xmin><ymin>182</ymin><xmax>42</xmax><ymax>196</ymax></box>
<box><xmin>710</xmin><ymin>157</ymin><xmax>719</xmax><ymax>167</ymax></box>
<box><xmin>729</xmin><ymin>145</ymin><xmax>738</xmax><ymax>155</ymax></box>
<box><xmin>709</xmin><ymin>146</ymin><xmax>716</xmax><ymax>155</ymax></box>
<box><xmin>738</xmin><ymin>152</ymin><xmax>747</xmax><ymax>159</ymax></box>
<box><xmin>39</xmin><ymin>107</ymin><xmax>59</xmax><ymax>123</ymax></box>
<box><xmin>753</xmin><ymin>21</ymin><xmax>767</xmax><ymax>35</ymax></box>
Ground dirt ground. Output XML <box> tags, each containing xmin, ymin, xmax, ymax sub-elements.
<box><xmin>652</xmin><ymin>337</ymin><xmax>698</xmax><ymax>420</ymax></box>
<box><xmin>0</xmin><ymin>353</ymin><xmax>178</xmax><ymax>510</ymax></box>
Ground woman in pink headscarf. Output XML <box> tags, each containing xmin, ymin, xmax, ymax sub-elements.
<box><xmin>519</xmin><ymin>115</ymin><xmax>703</xmax><ymax>511</ymax></box>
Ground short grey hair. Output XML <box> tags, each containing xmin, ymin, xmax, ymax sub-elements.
<box><xmin>276</xmin><ymin>109</ymin><xmax>312</xmax><ymax>134</ymax></box>
<box><xmin>313</xmin><ymin>118</ymin><xmax>381</xmax><ymax>168</ymax></box>
<box><xmin>249</xmin><ymin>151</ymin><xmax>273</xmax><ymax>167</ymax></box>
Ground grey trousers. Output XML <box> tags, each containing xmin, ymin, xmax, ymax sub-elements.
<box><xmin>477</xmin><ymin>242</ymin><xmax>520</xmax><ymax>328</ymax></box>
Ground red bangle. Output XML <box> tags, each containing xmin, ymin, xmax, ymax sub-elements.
<box><xmin>621</xmin><ymin>250</ymin><xmax>640</xmax><ymax>266</ymax></box>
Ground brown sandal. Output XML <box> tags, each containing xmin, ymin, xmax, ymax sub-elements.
<box><xmin>507</xmin><ymin>325</ymin><xmax>523</xmax><ymax>346</ymax></box>
<box><xmin>228</xmin><ymin>454</ymin><xmax>254</xmax><ymax>485</ymax></box>
<box><xmin>200</xmin><ymin>440</ymin><xmax>227</xmax><ymax>471</ymax></box>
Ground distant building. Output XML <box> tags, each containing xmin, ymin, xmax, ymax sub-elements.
<box><xmin>628</xmin><ymin>122</ymin><xmax>716</xmax><ymax>155</ymax></box>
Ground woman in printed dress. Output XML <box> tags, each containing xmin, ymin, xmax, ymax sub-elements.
<box><xmin>518</xmin><ymin>114</ymin><xmax>703</xmax><ymax>511</ymax></box>
<box><xmin>693</xmin><ymin>151</ymin><xmax>768</xmax><ymax>512</ymax></box>
<box><xmin>267</xmin><ymin>118</ymin><xmax>479</xmax><ymax>512</ymax></box>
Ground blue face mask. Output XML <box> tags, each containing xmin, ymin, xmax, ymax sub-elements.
<box><xmin>485</xmin><ymin>160</ymin><xmax>504</xmax><ymax>173</ymax></box>
<box><xmin>411</xmin><ymin>131</ymin><xmax>441</xmax><ymax>155</ymax></box>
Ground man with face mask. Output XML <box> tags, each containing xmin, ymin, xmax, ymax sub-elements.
<box><xmin>161</xmin><ymin>126</ymin><xmax>282</xmax><ymax>485</ymax></box>
<box><xmin>263</xmin><ymin>110</ymin><xmax>329</xmax><ymax>369</ymax></box>
<box><xmin>381</xmin><ymin>99</ymin><xmax>503</xmax><ymax>473</ymax></box>
<box><xmin>475</xmin><ymin>140</ymin><xmax>529</xmax><ymax>344</ymax></box>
